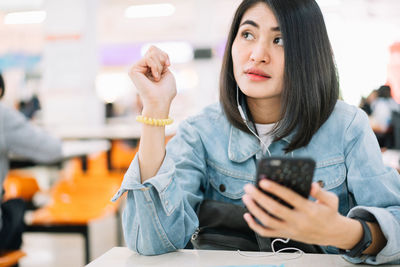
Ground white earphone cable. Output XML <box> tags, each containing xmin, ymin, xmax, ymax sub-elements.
<box><xmin>237</xmin><ymin>238</ymin><xmax>303</xmax><ymax>260</ymax></box>
<box><xmin>236</xmin><ymin>85</ymin><xmax>271</xmax><ymax>157</ymax></box>
<box><xmin>236</xmin><ymin>85</ymin><xmax>303</xmax><ymax>259</ymax></box>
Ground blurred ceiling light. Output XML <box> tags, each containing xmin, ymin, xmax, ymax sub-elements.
<box><xmin>96</xmin><ymin>73</ymin><xmax>132</xmax><ymax>104</ymax></box>
<box><xmin>141</xmin><ymin>42</ymin><xmax>193</xmax><ymax>64</ymax></box>
<box><xmin>4</xmin><ymin>10</ymin><xmax>46</xmax><ymax>25</ymax></box>
<box><xmin>0</xmin><ymin>0</ymin><xmax>44</xmax><ymax>11</ymax></box>
<box><xmin>125</xmin><ymin>3</ymin><xmax>175</xmax><ymax>18</ymax></box>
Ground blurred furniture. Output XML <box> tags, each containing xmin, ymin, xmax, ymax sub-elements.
<box><xmin>86</xmin><ymin>247</ymin><xmax>379</xmax><ymax>267</ymax></box>
<box><xmin>0</xmin><ymin>250</ymin><xmax>26</xmax><ymax>267</ymax></box>
<box><xmin>3</xmin><ymin>171</ymin><xmax>40</xmax><ymax>202</ymax></box>
<box><xmin>9</xmin><ymin>140</ymin><xmax>111</xmax><ymax>170</ymax></box>
<box><xmin>25</xmin><ymin>172</ymin><xmax>123</xmax><ymax>264</ymax></box>
<box><xmin>47</xmin><ymin>123</ymin><xmax>175</xmax><ymax>170</ymax></box>
<box><xmin>23</xmin><ymin>134</ymin><xmax>174</xmax><ymax>263</ymax></box>
<box><xmin>48</xmin><ymin>121</ymin><xmax>176</xmax><ymax>140</ymax></box>
<box><xmin>50</xmin><ymin>124</ymin><xmax>139</xmax><ymax>171</ymax></box>
<box><xmin>109</xmin><ymin>134</ymin><xmax>174</xmax><ymax>171</ymax></box>
<box><xmin>49</xmin><ymin>124</ymin><xmax>142</xmax><ymax>140</ymax></box>
<box><xmin>110</xmin><ymin>141</ymin><xmax>138</xmax><ymax>171</ymax></box>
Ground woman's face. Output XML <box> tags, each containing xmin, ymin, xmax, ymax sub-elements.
<box><xmin>232</xmin><ymin>2</ymin><xmax>284</xmax><ymax>104</ymax></box>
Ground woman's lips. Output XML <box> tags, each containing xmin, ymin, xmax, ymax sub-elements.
<box><xmin>246</xmin><ymin>73</ymin><xmax>271</xmax><ymax>81</ymax></box>
<box><xmin>245</xmin><ymin>68</ymin><xmax>271</xmax><ymax>81</ymax></box>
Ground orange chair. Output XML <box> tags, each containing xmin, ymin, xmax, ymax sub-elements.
<box><xmin>87</xmin><ymin>151</ymin><xmax>110</xmax><ymax>175</ymax></box>
<box><xmin>110</xmin><ymin>141</ymin><xmax>138</xmax><ymax>171</ymax></box>
<box><xmin>109</xmin><ymin>136</ymin><xmax>174</xmax><ymax>171</ymax></box>
<box><xmin>83</xmin><ymin>136</ymin><xmax>173</xmax><ymax>174</ymax></box>
<box><xmin>0</xmin><ymin>250</ymin><xmax>26</xmax><ymax>267</ymax></box>
<box><xmin>58</xmin><ymin>151</ymin><xmax>125</xmax><ymax>182</ymax></box>
<box><xmin>32</xmin><ymin>174</ymin><xmax>122</xmax><ymax>224</ymax></box>
<box><xmin>26</xmin><ymin>172</ymin><xmax>124</xmax><ymax>264</ymax></box>
<box><xmin>3</xmin><ymin>171</ymin><xmax>40</xmax><ymax>202</ymax></box>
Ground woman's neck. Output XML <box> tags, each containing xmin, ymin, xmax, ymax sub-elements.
<box><xmin>246</xmin><ymin>97</ymin><xmax>281</xmax><ymax>124</ymax></box>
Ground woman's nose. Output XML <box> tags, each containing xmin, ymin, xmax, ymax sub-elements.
<box><xmin>250</xmin><ymin>43</ymin><xmax>270</xmax><ymax>63</ymax></box>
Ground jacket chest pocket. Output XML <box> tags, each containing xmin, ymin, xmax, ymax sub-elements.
<box><xmin>207</xmin><ymin>161</ymin><xmax>254</xmax><ymax>203</ymax></box>
<box><xmin>313</xmin><ymin>157</ymin><xmax>349</xmax><ymax>215</ymax></box>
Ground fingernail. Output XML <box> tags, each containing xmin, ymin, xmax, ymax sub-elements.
<box><xmin>260</xmin><ymin>180</ymin><xmax>270</xmax><ymax>188</ymax></box>
<box><xmin>244</xmin><ymin>184</ymin><xmax>253</xmax><ymax>193</ymax></box>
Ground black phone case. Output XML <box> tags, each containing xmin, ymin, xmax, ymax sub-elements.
<box><xmin>256</xmin><ymin>157</ymin><xmax>316</xmax><ymax>209</ymax></box>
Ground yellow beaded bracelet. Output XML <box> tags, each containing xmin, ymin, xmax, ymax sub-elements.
<box><xmin>136</xmin><ymin>115</ymin><xmax>173</xmax><ymax>126</ymax></box>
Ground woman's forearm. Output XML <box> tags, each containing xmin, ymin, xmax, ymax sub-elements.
<box><xmin>138</xmin><ymin>107</ymin><xmax>169</xmax><ymax>183</ymax></box>
<box><xmin>332</xmin><ymin>216</ymin><xmax>386</xmax><ymax>255</ymax></box>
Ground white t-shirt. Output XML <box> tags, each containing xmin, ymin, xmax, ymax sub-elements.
<box><xmin>255</xmin><ymin>122</ymin><xmax>275</xmax><ymax>154</ymax></box>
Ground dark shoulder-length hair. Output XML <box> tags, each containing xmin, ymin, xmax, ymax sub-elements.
<box><xmin>220</xmin><ymin>0</ymin><xmax>339</xmax><ymax>152</ymax></box>
<box><xmin>0</xmin><ymin>73</ymin><xmax>4</xmax><ymax>99</ymax></box>
<box><xmin>377</xmin><ymin>85</ymin><xmax>391</xmax><ymax>98</ymax></box>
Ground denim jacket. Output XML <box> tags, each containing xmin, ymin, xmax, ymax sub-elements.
<box><xmin>112</xmin><ymin>100</ymin><xmax>400</xmax><ymax>265</ymax></box>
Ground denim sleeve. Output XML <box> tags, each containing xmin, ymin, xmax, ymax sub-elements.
<box><xmin>112</xmin><ymin>120</ymin><xmax>207</xmax><ymax>255</ymax></box>
<box><xmin>343</xmin><ymin>108</ymin><xmax>400</xmax><ymax>265</ymax></box>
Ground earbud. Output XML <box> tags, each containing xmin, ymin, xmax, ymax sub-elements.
<box><xmin>236</xmin><ymin>85</ymin><xmax>247</xmax><ymax>122</ymax></box>
<box><xmin>238</xmin><ymin>105</ymin><xmax>247</xmax><ymax>122</ymax></box>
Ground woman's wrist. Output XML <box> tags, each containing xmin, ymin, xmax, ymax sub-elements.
<box><xmin>330</xmin><ymin>216</ymin><xmax>363</xmax><ymax>250</ymax></box>
<box><xmin>141</xmin><ymin>105</ymin><xmax>170</xmax><ymax>119</ymax></box>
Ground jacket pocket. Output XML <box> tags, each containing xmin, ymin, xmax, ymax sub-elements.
<box><xmin>207</xmin><ymin>160</ymin><xmax>254</xmax><ymax>201</ymax></box>
<box><xmin>313</xmin><ymin>156</ymin><xmax>349</xmax><ymax>215</ymax></box>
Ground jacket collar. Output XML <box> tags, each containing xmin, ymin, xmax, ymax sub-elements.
<box><xmin>227</xmin><ymin>110</ymin><xmax>297</xmax><ymax>162</ymax></box>
<box><xmin>228</xmin><ymin>125</ymin><xmax>295</xmax><ymax>163</ymax></box>
<box><xmin>228</xmin><ymin>125</ymin><xmax>261</xmax><ymax>163</ymax></box>
<box><xmin>227</xmin><ymin>99</ymin><xmax>296</xmax><ymax>162</ymax></box>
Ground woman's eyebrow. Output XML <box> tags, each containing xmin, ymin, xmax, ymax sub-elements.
<box><xmin>270</xmin><ymin>26</ymin><xmax>280</xmax><ymax>32</ymax></box>
<box><xmin>240</xmin><ymin>19</ymin><xmax>259</xmax><ymax>28</ymax></box>
<box><xmin>239</xmin><ymin>20</ymin><xmax>281</xmax><ymax>32</ymax></box>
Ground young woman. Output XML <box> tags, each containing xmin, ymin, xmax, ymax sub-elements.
<box><xmin>0</xmin><ymin>73</ymin><xmax>62</xmax><ymax>251</ymax></box>
<box><xmin>112</xmin><ymin>0</ymin><xmax>400</xmax><ymax>264</ymax></box>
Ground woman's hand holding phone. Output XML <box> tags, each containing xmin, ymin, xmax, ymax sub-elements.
<box><xmin>129</xmin><ymin>45</ymin><xmax>176</xmax><ymax>118</ymax></box>
<box><xmin>242</xmin><ymin>181</ymin><xmax>364</xmax><ymax>250</ymax></box>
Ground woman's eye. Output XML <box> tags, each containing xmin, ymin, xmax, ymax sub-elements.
<box><xmin>273</xmin><ymin>37</ymin><xmax>284</xmax><ymax>46</ymax></box>
<box><xmin>242</xmin><ymin>32</ymin><xmax>255</xmax><ymax>40</ymax></box>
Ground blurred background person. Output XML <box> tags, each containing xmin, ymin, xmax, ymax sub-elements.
<box><xmin>369</xmin><ymin>85</ymin><xmax>400</xmax><ymax>148</ymax></box>
<box><xmin>18</xmin><ymin>93</ymin><xmax>41</xmax><ymax>120</ymax></box>
<box><xmin>359</xmin><ymin>89</ymin><xmax>378</xmax><ymax>116</ymax></box>
<box><xmin>0</xmin><ymin>73</ymin><xmax>62</xmax><ymax>253</ymax></box>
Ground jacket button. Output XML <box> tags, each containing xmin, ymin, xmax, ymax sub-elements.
<box><xmin>219</xmin><ymin>184</ymin><xmax>226</xmax><ymax>192</ymax></box>
<box><xmin>317</xmin><ymin>180</ymin><xmax>325</xmax><ymax>188</ymax></box>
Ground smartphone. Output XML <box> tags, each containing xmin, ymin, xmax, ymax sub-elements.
<box><xmin>256</xmin><ymin>157</ymin><xmax>316</xmax><ymax>209</ymax></box>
